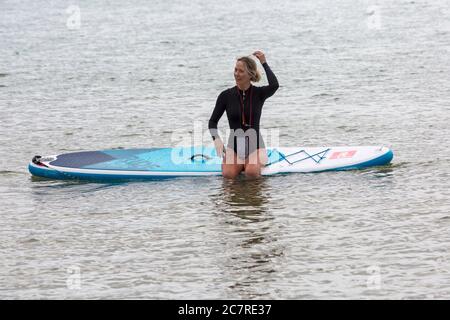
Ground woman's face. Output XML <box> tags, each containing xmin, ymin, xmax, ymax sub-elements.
<box><xmin>234</xmin><ymin>61</ymin><xmax>251</xmax><ymax>86</ymax></box>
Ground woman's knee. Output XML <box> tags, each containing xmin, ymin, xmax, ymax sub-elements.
<box><xmin>222</xmin><ymin>165</ymin><xmax>242</xmax><ymax>179</ymax></box>
<box><xmin>222</xmin><ymin>170</ymin><xmax>239</xmax><ymax>179</ymax></box>
<box><xmin>244</xmin><ymin>164</ymin><xmax>261</xmax><ymax>178</ymax></box>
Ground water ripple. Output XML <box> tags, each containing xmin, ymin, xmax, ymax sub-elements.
<box><xmin>1</xmin><ymin>0</ymin><xmax>450</xmax><ymax>299</ymax></box>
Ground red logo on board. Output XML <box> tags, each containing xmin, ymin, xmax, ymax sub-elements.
<box><xmin>329</xmin><ymin>150</ymin><xmax>357</xmax><ymax>159</ymax></box>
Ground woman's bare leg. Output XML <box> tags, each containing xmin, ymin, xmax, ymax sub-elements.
<box><xmin>244</xmin><ymin>148</ymin><xmax>268</xmax><ymax>178</ymax></box>
<box><xmin>222</xmin><ymin>148</ymin><xmax>245</xmax><ymax>179</ymax></box>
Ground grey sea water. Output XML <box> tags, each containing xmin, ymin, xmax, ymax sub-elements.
<box><xmin>0</xmin><ymin>0</ymin><xmax>449</xmax><ymax>299</ymax></box>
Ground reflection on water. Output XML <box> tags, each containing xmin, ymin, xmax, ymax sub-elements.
<box><xmin>212</xmin><ymin>177</ymin><xmax>285</xmax><ymax>298</ymax></box>
<box><xmin>220</xmin><ymin>177</ymin><xmax>270</xmax><ymax>217</ymax></box>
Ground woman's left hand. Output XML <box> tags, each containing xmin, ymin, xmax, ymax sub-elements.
<box><xmin>253</xmin><ymin>50</ymin><xmax>267</xmax><ymax>64</ymax></box>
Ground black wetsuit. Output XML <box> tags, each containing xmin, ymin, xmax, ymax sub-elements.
<box><xmin>208</xmin><ymin>62</ymin><xmax>279</xmax><ymax>158</ymax></box>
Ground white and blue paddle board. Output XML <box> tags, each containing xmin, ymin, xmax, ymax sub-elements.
<box><xmin>29</xmin><ymin>146</ymin><xmax>393</xmax><ymax>181</ymax></box>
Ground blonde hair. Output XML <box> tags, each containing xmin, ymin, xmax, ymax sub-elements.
<box><xmin>237</xmin><ymin>56</ymin><xmax>261</xmax><ymax>82</ymax></box>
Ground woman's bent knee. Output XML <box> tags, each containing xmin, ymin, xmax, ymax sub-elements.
<box><xmin>222</xmin><ymin>165</ymin><xmax>243</xmax><ymax>179</ymax></box>
<box><xmin>244</xmin><ymin>164</ymin><xmax>261</xmax><ymax>178</ymax></box>
<box><xmin>223</xmin><ymin>170</ymin><xmax>239</xmax><ymax>179</ymax></box>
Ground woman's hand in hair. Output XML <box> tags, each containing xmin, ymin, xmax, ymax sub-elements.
<box><xmin>253</xmin><ymin>51</ymin><xmax>267</xmax><ymax>64</ymax></box>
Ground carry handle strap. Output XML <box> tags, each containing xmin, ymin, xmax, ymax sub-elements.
<box><xmin>190</xmin><ymin>154</ymin><xmax>212</xmax><ymax>162</ymax></box>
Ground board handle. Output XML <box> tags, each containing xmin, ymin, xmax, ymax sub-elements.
<box><xmin>32</xmin><ymin>155</ymin><xmax>42</xmax><ymax>164</ymax></box>
<box><xmin>190</xmin><ymin>154</ymin><xmax>212</xmax><ymax>162</ymax></box>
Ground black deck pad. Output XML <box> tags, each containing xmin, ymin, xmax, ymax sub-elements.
<box><xmin>49</xmin><ymin>151</ymin><xmax>116</xmax><ymax>168</ymax></box>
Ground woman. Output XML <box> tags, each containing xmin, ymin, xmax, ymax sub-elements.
<box><xmin>209</xmin><ymin>51</ymin><xmax>279</xmax><ymax>179</ymax></box>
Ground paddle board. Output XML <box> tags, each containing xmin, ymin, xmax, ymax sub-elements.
<box><xmin>28</xmin><ymin>146</ymin><xmax>393</xmax><ymax>181</ymax></box>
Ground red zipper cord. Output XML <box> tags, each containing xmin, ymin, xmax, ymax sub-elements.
<box><xmin>237</xmin><ymin>87</ymin><xmax>245</xmax><ymax>125</ymax></box>
<box><xmin>249</xmin><ymin>86</ymin><xmax>253</xmax><ymax>127</ymax></box>
<box><xmin>236</xmin><ymin>86</ymin><xmax>253</xmax><ymax>127</ymax></box>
